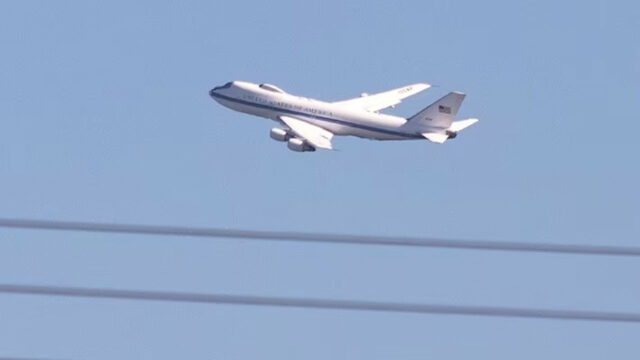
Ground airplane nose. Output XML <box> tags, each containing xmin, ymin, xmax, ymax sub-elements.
<box><xmin>210</xmin><ymin>82</ymin><xmax>232</xmax><ymax>98</ymax></box>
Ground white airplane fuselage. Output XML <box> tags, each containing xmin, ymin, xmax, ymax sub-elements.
<box><xmin>209</xmin><ymin>81</ymin><xmax>421</xmax><ymax>141</ymax></box>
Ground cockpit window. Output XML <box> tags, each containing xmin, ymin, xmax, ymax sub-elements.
<box><xmin>259</xmin><ymin>83</ymin><xmax>285</xmax><ymax>94</ymax></box>
<box><xmin>212</xmin><ymin>82</ymin><xmax>233</xmax><ymax>91</ymax></box>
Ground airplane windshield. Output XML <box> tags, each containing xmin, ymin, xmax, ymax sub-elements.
<box><xmin>213</xmin><ymin>82</ymin><xmax>233</xmax><ymax>91</ymax></box>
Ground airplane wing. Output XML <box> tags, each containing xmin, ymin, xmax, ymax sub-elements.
<box><xmin>279</xmin><ymin>115</ymin><xmax>334</xmax><ymax>150</ymax></box>
<box><xmin>333</xmin><ymin>83</ymin><xmax>430</xmax><ymax>112</ymax></box>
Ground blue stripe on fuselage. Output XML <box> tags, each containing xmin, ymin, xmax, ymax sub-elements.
<box><xmin>211</xmin><ymin>92</ymin><xmax>420</xmax><ymax>138</ymax></box>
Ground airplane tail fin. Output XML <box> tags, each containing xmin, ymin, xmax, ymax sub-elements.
<box><xmin>406</xmin><ymin>91</ymin><xmax>478</xmax><ymax>144</ymax></box>
<box><xmin>407</xmin><ymin>92</ymin><xmax>466</xmax><ymax>130</ymax></box>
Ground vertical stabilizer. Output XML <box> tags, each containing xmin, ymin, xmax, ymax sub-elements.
<box><xmin>407</xmin><ymin>92</ymin><xmax>465</xmax><ymax>130</ymax></box>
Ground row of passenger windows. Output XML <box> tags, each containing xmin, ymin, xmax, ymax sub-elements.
<box><xmin>243</xmin><ymin>94</ymin><xmax>333</xmax><ymax>117</ymax></box>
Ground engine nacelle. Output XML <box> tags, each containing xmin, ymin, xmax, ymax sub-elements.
<box><xmin>287</xmin><ymin>138</ymin><xmax>315</xmax><ymax>152</ymax></box>
<box><xmin>445</xmin><ymin>130</ymin><xmax>458</xmax><ymax>139</ymax></box>
<box><xmin>270</xmin><ymin>128</ymin><xmax>291</xmax><ymax>142</ymax></box>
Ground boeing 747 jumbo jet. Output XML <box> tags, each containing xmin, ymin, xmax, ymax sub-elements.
<box><xmin>209</xmin><ymin>81</ymin><xmax>478</xmax><ymax>152</ymax></box>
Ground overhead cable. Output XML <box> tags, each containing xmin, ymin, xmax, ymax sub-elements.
<box><xmin>1</xmin><ymin>283</ymin><xmax>639</xmax><ymax>323</ymax></box>
<box><xmin>1</xmin><ymin>218</ymin><xmax>639</xmax><ymax>256</ymax></box>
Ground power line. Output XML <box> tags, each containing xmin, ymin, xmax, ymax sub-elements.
<box><xmin>1</xmin><ymin>283</ymin><xmax>639</xmax><ymax>324</ymax></box>
<box><xmin>0</xmin><ymin>358</ymin><xmax>65</xmax><ymax>360</ymax></box>
<box><xmin>1</xmin><ymin>218</ymin><xmax>639</xmax><ymax>257</ymax></box>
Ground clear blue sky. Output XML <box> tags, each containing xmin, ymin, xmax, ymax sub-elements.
<box><xmin>1</xmin><ymin>0</ymin><xmax>639</xmax><ymax>358</ymax></box>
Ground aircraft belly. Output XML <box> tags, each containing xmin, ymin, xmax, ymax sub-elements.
<box><xmin>307</xmin><ymin>119</ymin><xmax>350</xmax><ymax>135</ymax></box>
<box><xmin>304</xmin><ymin>117</ymin><xmax>410</xmax><ymax>140</ymax></box>
<box><xmin>352</xmin><ymin>129</ymin><xmax>409</xmax><ymax>140</ymax></box>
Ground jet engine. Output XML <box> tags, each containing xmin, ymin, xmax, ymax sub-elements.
<box><xmin>270</xmin><ymin>128</ymin><xmax>291</xmax><ymax>142</ymax></box>
<box><xmin>287</xmin><ymin>138</ymin><xmax>315</xmax><ymax>152</ymax></box>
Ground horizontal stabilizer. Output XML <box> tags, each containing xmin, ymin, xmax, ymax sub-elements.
<box><xmin>422</xmin><ymin>132</ymin><xmax>449</xmax><ymax>144</ymax></box>
<box><xmin>449</xmin><ymin>118</ymin><xmax>479</xmax><ymax>132</ymax></box>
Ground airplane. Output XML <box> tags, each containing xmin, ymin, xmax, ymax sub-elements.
<box><xmin>209</xmin><ymin>81</ymin><xmax>478</xmax><ymax>152</ymax></box>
